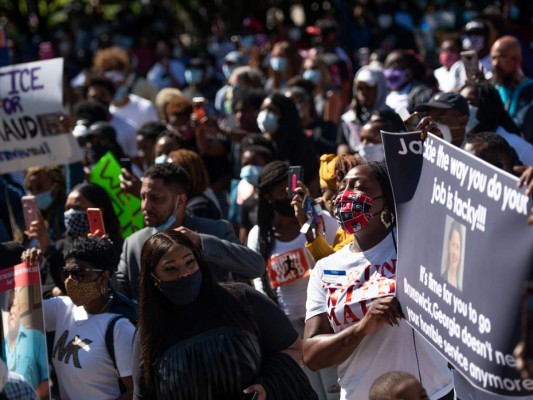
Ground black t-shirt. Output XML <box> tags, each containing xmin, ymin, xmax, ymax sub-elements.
<box><xmin>132</xmin><ymin>283</ymin><xmax>298</xmax><ymax>399</ymax></box>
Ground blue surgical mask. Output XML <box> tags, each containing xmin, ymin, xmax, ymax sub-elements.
<box><xmin>240</xmin><ymin>165</ymin><xmax>263</xmax><ymax>187</ymax></box>
<box><xmin>152</xmin><ymin>269</ymin><xmax>202</xmax><ymax>305</ymax></box>
<box><xmin>154</xmin><ymin>199</ymin><xmax>179</xmax><ymax>232</ymax></box>
<box><xmin>303</xmin><ymin>69</ymin><xmax>321</xmax><ymax>85</ymax></box>
<box><xmin>240</xmin><ymin>35</ymin><xmax>255</xmax><ymax>48</ymax></box>
<box><xmin>270</xmin><ymin>57</ymin><xmax>288</xmax><ymax>72</ymax></box>
<box><xmin>256</xmin><ymin>110</ymin><xmax>279</xmax><ymax>134</ymax></box>
<box><xmin>155</xmin><ymin>154</ymin><xmax>169</xmax><ymax>164</ymax></box>
<box><xmin>185</xmin><ymin>69</ymin><xmax>203</xmax><ymax>85</ymax></box>
<box><xmin>35</xmin><ymin>191</ymin><xmax>54</xmax><ymax>211</ymax></box>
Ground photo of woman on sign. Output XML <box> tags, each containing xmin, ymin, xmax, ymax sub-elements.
<box><xmin>441</xmin><ymin>217</ymin><xmax>466</xmax><ymax>291</ymax></box>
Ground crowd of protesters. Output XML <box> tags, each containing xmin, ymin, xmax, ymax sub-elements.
<box><xmin>1</xmin><ymin>0</ymin><xmax>533</xmax><ymax>399</ymax></box>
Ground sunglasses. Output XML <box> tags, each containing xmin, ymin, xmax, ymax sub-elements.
<box><xmin>62</xmin><ymin>266</ymin><xmax>104</xmax><ymax>282</ymax></box>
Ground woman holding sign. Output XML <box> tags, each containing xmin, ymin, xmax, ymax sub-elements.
<box><xmin>303</xmin><ymin>162</ymin><xmax>454</xmax><ymax>400</ymax></box>
<box><xmin>247</xmin><ymin>161</ymin><xmax>339</xmax><ymax>400</ymax></box>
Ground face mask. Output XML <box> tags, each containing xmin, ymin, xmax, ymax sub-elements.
<box><xmin>462</xmin><ymin>35</ymin><xmax>485</xmax><ymax>53</ymax></box>
<box><xmin>222</xmin><ymin>64</ymin><xmax>234</xmax><ymax>80</ymax></box>
<box><xmin>153</xmin><ymin>269</ymin><xmax>202</xmax><ymax>305</ymax></box>
<box><xmin>439</xmin><ymin>51</ymin><xmax>460</xmax><ymax>70</ymax></box>
<box><xmin>466</xmin><ymin>106</ymin><xmax>479</xmax><ymax>133</ymax></box>
<box><xmin>434</xmin><ymin>122</ymin><xmax>453</xmax><ymax>143</ymax></box>
<box><xmin>154</xmin><ymin>198</ymin><xmax>179</xmax><ymax>232</ymax></box>
<box><xmin>272</xmin><ymin>198</ymin><xmax>294</xmax><ymax>217</ymax></box>
<box><xmin>257</xmin><ymin>110</ymin><xmax>279</xmax><ymax>134</ymax></box>
<box><xmin>358</xmin><ymin>143</ymin><xmax>385</xmax><ymax>163</ymax></box>
<box><xmin>384</xmin><ymin>68</ymin><xmax>408</xmax><ymax>90</ymax></box>
<box><xmin>270</xmin><ymin>57</ymin><xmax>288</xmax><ymax>72</ymax></box>
<box><xmin>155</xmin><ymin>154</ymin><xmax>169</xmax><ymax>164</ymax></box>
<box><xmin>240</xmin><ymin>35</ymin><xmax>255</xmax><ymax>48</ymax></box>
<box><xmin>378</xmin><ymin>14</ymin><xmax>393</xmax><ymax>29</ymax></box>
<box><xmin>303</xmin><ymin>69</ymin><xmax>321</xmax><ymax>85</ymax></box>
<box><xmin>240</xmin><ymin>165</ymin><xmax>263</xmax><ymax>186</ymax></box>
<box><xmin>334</xmin><ymin>189</ymin><xmax>376</xmax><ymax>234</ymax></box>
<box><xmin>185</xmin><ymin>69</ymin><xmax>203</xmax><ymax>85</ymax></box>
<box><xmin>35</xmin><ymin>191</ymin><xmax>54</xmax><ymax>211</ymax></box>
<box><xmin>65</xmin><ymin>276</ymin><xmax>102</xmax><ymax>307</ymax></box>
<box><xmin>64</xmin><ymin>209</ymin><xmax>90</xmax><ymax>238</ymax></box>
<box><xmin>113</xmin><ymin>85</ymin><xmax>128</xmax><ymax>102</ymax></box>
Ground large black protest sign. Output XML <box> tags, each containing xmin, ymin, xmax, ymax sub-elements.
<box><xmin>383</xmin><ymin>131</ymin><xmax>533</xmax><ymax>396</ymax></box>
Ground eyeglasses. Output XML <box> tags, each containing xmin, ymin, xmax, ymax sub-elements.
<box><xmin>62</xmin><ymin>266</ymin><xmax>104</xmax><ymax>282</ymax></box>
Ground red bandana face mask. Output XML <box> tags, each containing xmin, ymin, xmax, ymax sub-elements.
<box><xmin>334</xmin><ymin>189</ymin><xmax>375</xmax><ymax>234</ymax></box>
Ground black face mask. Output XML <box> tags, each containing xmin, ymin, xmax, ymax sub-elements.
<box><xmin>152</xmin><ymin>269</ymin><xmax>203</xmax><ymax>305</ymax></box>
<box><xmin>273</xmin><ymin>198</ymin><xmax>294</xmax><ymax>217</ymax></box>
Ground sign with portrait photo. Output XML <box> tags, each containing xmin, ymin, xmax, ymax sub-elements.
<box><xmin>382</xmin><ymin>131</ymin><xmax>533</xmax><ymax>396</ymax></box>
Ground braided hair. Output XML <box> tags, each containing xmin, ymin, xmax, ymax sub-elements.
<box><xmin>256</xmin><ymin>161</ymin><xmax>289</xmax><ymax>302</ymax></box>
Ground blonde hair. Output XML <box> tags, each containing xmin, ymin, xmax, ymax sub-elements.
<box><xmin>92</xmin><ymin>46</ymin><xmax>130</xmax><ymax>73</ymax></box>
<box><xmin>24</xmin><ymin>165</ymin><xmax>66</xmax><ymax>196</ymax></box>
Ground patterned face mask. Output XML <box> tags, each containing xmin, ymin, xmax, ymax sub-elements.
<box><xmin>334</xmin><ymin>189</ymin><xmax>378</xmax><ymax>234</ymax></box>
<box><xmin>64</xmin><ymin>209</ymin><xmax>90</xmax><ymax>238</ymax></box>
<box><xmin>65</xmin><ymin>276</ymin><xmax>102</xmax><ymax>306</ymax></box>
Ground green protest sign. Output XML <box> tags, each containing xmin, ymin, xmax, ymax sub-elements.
<box><xmin>89</xmin><ymin>152</ymin><xmax>143</xmax><ymax>238</ymax></box>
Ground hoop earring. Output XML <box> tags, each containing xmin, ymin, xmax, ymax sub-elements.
<box><xmin>380</xmin><ymin>207</ymin><xmax>395</xmax><ymax>229</ymax></box>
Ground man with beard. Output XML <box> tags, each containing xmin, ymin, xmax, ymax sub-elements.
<box><xmin>491</xmin><ymin>35</ymin><xmax>533</xmax><ymax>144</ymax></box>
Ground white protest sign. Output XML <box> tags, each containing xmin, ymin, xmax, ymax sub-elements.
<box><xmin>0</xmin><ymin>58</ymin><xmax>82</xmax><ymax>173</ymax></box>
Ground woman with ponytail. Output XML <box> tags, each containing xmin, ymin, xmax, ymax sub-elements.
<box><xmin>246</xmin><ymin>160</ymin><xmax>339</xmax><ymax>400</ymax></box>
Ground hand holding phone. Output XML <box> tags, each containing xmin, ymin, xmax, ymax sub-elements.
<box><xmin>87</xmin><ymin>208</ymin><xmax>106</xmax><ymax>236</ymax></box>
<box><xmin>120</xmin><ymin>158</ymin><xmax>132</xmax><ymax>174</ymax></box>
<box><xmin>461</xmin><ymin>50</ymin><xmax>481</xmax><ymax>82</ymax></box>
<box><xmin>22</xmin><ymin>196</ymin><xmax>40</xmax><ymax>231</ymax></box>
<box><xmin>398</xmin><ymin>108</ymin><xmax>422</xmax><ymax>131</ymax></box>
<box><xmin>287</xmin><ymin>166</ymin><xmax>304</xmax><ymax>198</ymax></box>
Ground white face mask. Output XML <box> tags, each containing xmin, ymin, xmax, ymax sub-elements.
<box><xmin>358</xmin><ymin>143</ymin><xmax>385</xmax><ymax>163</ymax></box>
<box><xmin>256</xmin><ymin>110</ymin><xmax>279</xmax><ymax>134</ymax></box>
<box><xmin>466</xmin><ymin>106</ymin><xmax>479</xmax><ymax>133</ymax></box>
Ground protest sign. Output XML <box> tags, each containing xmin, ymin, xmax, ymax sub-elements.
<box><xmin>89</xmin><ymin>152</ymin><xmax>143</xmax><ymax>238</ymax></box>
<box><xmin>0</xmin><ymin>58</ymin><xmax>82</xmax><ymax>174</ymax></box>
<box><xmin>0</xmin><ymin>262</ymin><xmax>50</xmax><ymax>395</ymax></box>
<box><xmin>383</xmin><ymin>131</ymin><xmax>533</xmax><ymax>396</ymax></box>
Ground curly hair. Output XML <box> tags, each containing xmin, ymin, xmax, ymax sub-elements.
<box><xmin>92</xmin><ymin>46</ymin><xmax>130</xmax><ymax>73</ymax></box>
<box><xmin>165</xmin><ymin>96</ymin><xmax>193</xmax><ymax>120</ymax></box>
<box><xmin>25</xmin><ymin>165</ymin><xmax>66</xmax><ymax>199</ymax></box>
<box><xmin>63</xmin><ymin>236</ymin><xmax>116</xmax><ymax>274</ymax></box>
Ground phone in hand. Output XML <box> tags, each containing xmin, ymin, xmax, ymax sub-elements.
<box><xmin>287</xmin><ymin>166</ymin><xmax>304</xmax><ymax>198</ymax></box>
<box><xmin>120</xmin><ymin>157</ymin><xmax>132</xmax><ymax>173</ymax></box>
<box><xmin>87</xmin><ymin>208</ymin><xmax>106</xmax><ymax>236</ymax></box>
<box><xmin>461</xmin><ymin>50</ymin><xmax>480</xmax><ymax>81</ymax></box>
<box><xmin>521</xmin><ymin>284</ymin><xmax>533</xmax><ymax>367</ymax></box>
<box><xmin>22</xmin><ymin>196</ymin><xmax>40</xmax><ymax>231</ymax></box>
<box><xmin>398</xmin><ymin>108</ymin><xmax>422</xmax><ymax>131</ymax></box>
<box><xmin>192</xmin><ymin>97</ymin><xmax>206</xmax><ymax>121</ymax></box>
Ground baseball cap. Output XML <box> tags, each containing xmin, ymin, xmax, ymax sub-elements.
<box><xmin>415</xmin><ymin>92</ymin><xmax>469</xmax><ymax>116</ymax></box>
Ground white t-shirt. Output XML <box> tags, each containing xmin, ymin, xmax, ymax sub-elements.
<box><xmin>434</xmin><ymin>62</ymin><xmax>462</xmax><ymax>93</ymax></box>
<box><xmin>306</xmin><ymin>231</ymin><xmax>453</xmax><ymax>400</ymax></box>
<box><xmin>386</xmin><ymin>85</ymin><xmax>411</xmax><ymax>114</ymax></box>
<box><xmin>247</xmin><ymin>212</ymin><xmax>338</xmax><ymax>320</ymax></box>
<box><xmin>110</xmin><ymin>93</ymin><xmax>159</xmax><ymax>131</ymax></box>
<box><xmin>109</xmin><ymin>115</ymin><xmax>138</xmax><ymax>158</ymax></box>
<box><xmin>44</xmin><ymin>297</ymin><xmax>135</xmax><ymax>400</ymax></box>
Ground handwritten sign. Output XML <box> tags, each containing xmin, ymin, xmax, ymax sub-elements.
<box><xmin>0</xmin><ymin>58</ymin><xmax>83</xmax><ymax>173</ymax></box>
<box><xmin>89</xmin><ymin>152</ymin><xmax>143</xmax><ymax>238</ymax></box>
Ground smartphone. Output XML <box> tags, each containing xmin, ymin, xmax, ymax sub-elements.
<box><xmin>21</xmin><ymin>196</ymin><xmax>40</xmax><ymax>231</ymax></box>
<box><xmin>398</xmin><ymin>108</ymin><xmax>422</xmax><ymax>131</ymax></box>
<box><xmin>192</xmin><ymin>97</ymin><xmax>206</xmax><ymax>121</ymax></box>
<box><xmin>120</xmin><ymin>157</ymin><xmax>132</xmax><ymax>173</ymax></box>
<box><xmin>287</xmin><ymin>166</ymin><xmax>303</xmax><ymax>198</ymax></box>
<box><xmin>242</xmin><ymin>393</ymin><xmax>259</xmax><ymax>400</ymax></box>
<box><xmin>461</xmin><ymin>50</ymin><xmax>480</xmax><ymax>81</ymax></box>
<box><xmin>521</xmin><ymin>284</ymin><xmax>533</xmax><ymax>366</ymax></box>
<box><xmin>87</xmin><ymin>208</ymin><xmax>106</xmax><ymax>236</ymax></box>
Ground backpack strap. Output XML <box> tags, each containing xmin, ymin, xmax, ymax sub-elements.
<box><xmin>105</xmin><ymin>315</ymin><xmax>127</xmax><ymax>394</ymax></box>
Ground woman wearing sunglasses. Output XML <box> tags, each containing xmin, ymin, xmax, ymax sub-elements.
<box><xmin>40</xmin><ymin>236</ymin><xmax>136</xmax><ymax>400</ymax></box>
